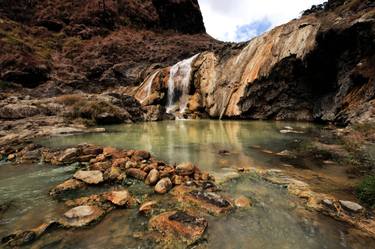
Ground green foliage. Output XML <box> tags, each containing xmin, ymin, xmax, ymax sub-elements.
<box><xmin>356</xmin><ymin>175</ymin><xmax>375</xmax><ymax>207</ymax></box>
<box><xmin>0</xmin><ymin>80</ymin><xmax>12</xmax><ymax>89</ymax></box>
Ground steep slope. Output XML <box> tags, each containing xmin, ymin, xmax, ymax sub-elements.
<box><xmin>134</xmin><ymin>0</ymin><xmax>375</xmax><ymax>125</ymax></box>
<box><xmin>0</xmin><ymin>0</ymin><xmax>222</xmax><ymax>95</ymax></box>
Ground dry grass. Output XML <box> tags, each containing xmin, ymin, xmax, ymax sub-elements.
<box><xmin>55</xmin><ymin>94</ymin><xmax>85</xmax><ymax>106</ymax></box>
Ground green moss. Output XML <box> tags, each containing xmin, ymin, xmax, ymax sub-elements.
<box><xmin>356</xmin><ymin>175</ymin><xmax>375</xmax><ymax>207</ymax></box>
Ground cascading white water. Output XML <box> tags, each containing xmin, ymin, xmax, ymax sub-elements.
<box><xmin>135</xmin><ymin>70</ymin><xmax>159</xmax><ymax>104</ymax></box>
<box><xmin>166</xmin><ymin>54</ymin><xmax>199</xmax><ymax>114</ymax></box>
<box><xmin>141</xmin><ymin>71</ymin><xmax>158</xmax><ymax>103</ymax></box>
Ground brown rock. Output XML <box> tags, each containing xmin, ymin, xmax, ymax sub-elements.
<box><xmin>61</xmin><ymin>205</ymin><xmax>105</xmax><ymax>228</ymax></box>
<box><xmin>176</xmin><ymin>162</ymin><xmax>194</xmax><ymax>176</ymax></box>
<box><xmin>126</xmin><ymin>168</ymin><xmax>147</xmax><ymax>180</ymax></box>
<box><xmin>58</xmin><ymin>148</ymin><xmax>79</xmax><ymax>163</ymax></box>
<box><xmin>112</xmin><ymin>158</ymin><xmax>127</xmax><ymax>168</ymax></box>
<box><xmin>50</xmin><ymin>179</ymin><xmax>86</xmax><ymax>196</ymax></box>
<box><xmin>133</xmin><ymin>150</ymin><xmax>151</xmax><ymax>160</ymax></box>
<box><xmin>234</xmin><ymin>196</ymin><xmax>252</xmax><ymax>208</ymax></box>
<box><xmin>106</xmin><ymin>190</ymin><xmax>130</xmax><ymax>206</ymax></box>
<box><xmin>145</xmin><ymin>169</ymin><xmax>159</xmax><ymax>185</ymax></box>
<box><xmin>7</xmin><ymin>154</ymin><xmax>16</xmax><ymax>161</ymax></box>
<box><xmin>178</xmin><ymin>190</ymin><xmax>233</xmax><ymax>215</ymax></box>
<box><xmin>154</xmin><ymin>177</ymin><xmax>172</xmax><ymax>194</ymax></box>
<box><xmin>149</xmin><ymin>211</ymin><xmax>207</xmax><ymax>245</ymax></box>
<box><xmin>139</xmin><ymin>201</ymin><xmax>158</xmax><ymax>214</ymax></box>
<box><xmin>172</xmin><ymin>175</ymin><xmax>183</xmax><ymax>185</ymax></box>
<box><xmin>73</xmin><ymin>170</ymin><xmax>104</xmax><ymax>185</ymax></box>
<box><xmin>106</xmin><ymin>166</ymin><xmax>125</xmax><ymax>182</ymax></box>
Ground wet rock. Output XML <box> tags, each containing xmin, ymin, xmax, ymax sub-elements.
<box><xmin>339</xmin><ymin>200</ymin><xmax>363</xmax><ymax>213</ymax></box>
<box><xmin>184</xmin><ymin>190</ymin><xmax>233</xmax><ymax>215</ymax></box>
<box><xmin>126</xmin><ymin>168</ymin><xmax>147</xmax><ymax>180</ymax></box>
<box><xmin>1</xmin><ymin>222</ymin><xmax>57</xmax><ymax>247</ymax></box>
<box><xmin>58</xmin><ymin>148</ymin><xmax>79</xmax><ymax>164</ymax></box>
<box><xmin>7</xmin><ymin>154</ymin><xmax>16</xmax><ymax>161</ymax></box>
<box><xmin>172</xmin><ymin>175</ymin><xmax>183</xmax><ymax>185</ymax></box>
<box><xmin>139</xmin><ymin>201</ymin><xmax>158</xmax><ymax>214</ymax></box>
<box><xmin>154</xmin><ymin>177</ymin><xmax>172</xmax><ymax>194</ymax></box>
<box><xmin>112</xmin><ymin>158</ymin><xmax>127</xmax><ymax>168</ymax></box>
<box><xmin>149</xmin><ymin>211</ymin><xmax>207</xmax><ymax>245</ymax></box>
<box><xmin>61</xmin><ymin>205</ymin><xmax>105</xmax><ymax>228</ymax></box>
<box><xmin>90</xmin><ymin>161</ymin><xmax>112</xmax><ymax>172</ymax></box>
<box><xmin>133</xmin><ymin>150</ymin><xmax>151</xmax><ymax>160</ymax></box>
<box><xmin>106</xmin><ymin>190</ymin><xmax>131</xmax><ymax>206</ymax></box>
<box><xmin>50</xmin><ymin>179</ymin><xmax>86</xmax><ymax>196</ymax></box>
<box><xmin>145</xmin><ymin>169</ymin><xmax>159</xmax><ymax>185</ymax></box>
<box><xmin>176</xmin><ymin>162</ymin><xmax>194</xmax><ymax>176</ymax></box>
<box><xmin>234</xmin><ymin>196</ymin><xmax>252</xmax><ymax>208</ymax></box>
<box><xmin>73</xmin><ymin>170</ymin><xmax>104</xmax><ymax>185</ymax></box>
<box><xmin>106</xmin><ymin>166</ymin><xmax>125</xmax><ymax>182</ymax></box>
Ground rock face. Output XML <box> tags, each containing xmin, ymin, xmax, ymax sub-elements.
<box><xmin>134</xmin><ymin>0</ymin><xmax>375</xmax><ymax>125</ymax></box>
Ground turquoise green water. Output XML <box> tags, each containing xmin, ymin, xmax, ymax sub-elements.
<box><xmin>1</xmin><ymin>120</ymin><xmax>374</xmax><ymax>248</ymax></box>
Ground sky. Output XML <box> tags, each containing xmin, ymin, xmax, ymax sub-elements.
<box><xmin>198</xmin><ymin>0</ymin><xmax>326</xmax><ymax>42</ymax></box>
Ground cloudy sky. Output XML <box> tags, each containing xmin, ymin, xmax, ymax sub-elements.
<box><xmin>198</xmin><ymin>0</ymin><xmax>326</xmax><ymax>42</ymax></box>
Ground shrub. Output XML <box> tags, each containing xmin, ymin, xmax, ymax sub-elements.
<box><xmin>356</xmin><ymin>175</ymin><xmax>375</xmax><ymax>207</ymax></box>
<box><xmin>56</xmin><ymin>94</ymin><xmax>84</xmax><ymax>106</ymax></box>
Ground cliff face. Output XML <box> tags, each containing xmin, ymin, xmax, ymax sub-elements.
<box><xmin>1</xmin><ymin>0</ymin><xmax>374</xmax><ymax>125</ymax></box>
<box><xmin>135</xmin><ymin>0</ymin><xmax>375</xmax><ymax>125</ymax></box>
<box><xmin>0</xmin><ymin>0</ymin><xmax>219</xmax><ymax>94</ymax></box>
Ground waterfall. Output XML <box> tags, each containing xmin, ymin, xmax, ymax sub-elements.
<box><xmin>136</xmin><ymin>71</ymin><xmax>159</xmax><ymax>104</ymax></box>
<box><xmin>166</xmin><ymin>54</ymin><xmax>199</xmax><ymax>114</ymax></box>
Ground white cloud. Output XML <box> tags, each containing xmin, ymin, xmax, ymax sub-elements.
<box><xmin>198</xmin><ymin>0</ymin><xmax>326</xmax><ymax>42</ymax></box>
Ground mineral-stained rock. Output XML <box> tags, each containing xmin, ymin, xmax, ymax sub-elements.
<box><xmin>49</xmin><ymin>179</ymin><xmax>86</xmax><ymax>196</ymax></box>
<box><xmin>154</xmin><ymin>177</ymin><xmax>172</xmax><ymax>194</ymax></box>
<box><xmin>149</xmin><ymin>211</ymin><xmax>207</xmax><ymax>245</ymax></box>
<box><xmin>145</xmin><ymin>169</ymin><xmax>159</xmax><ymax>185</ymax></box>
<box><xmin>176</xmin><ymin>162</ymin><xmax>194</xmax><ymax>176</ymax></box>
<box><xmin>60</xmin><ymin>205</ymin><xmax>105</xmax><ymax>228</ymax></box>
<box><xmin>172</xmin><ymin>175</ymin><xmax>183</xmax><ymax>185</ymax></box>
<box><xmin>234</xmin><ymin>196</ymin><xmax>252</xmax><ymax>208</ymax></box>
<box><xmin>73</xmin><ymin>170</ymin><xmax>104</xmax><ymax>185</ymax></box>
<box><xmin>126</xmin><ymin>168</ymin><xmax>147</xmax><ymax>180</ymax></box>
<box><xmin>178</xmin><ymin>189</ymin><xmax>233</xmax><ymax>215</ymax></box>
<box><xmin>339</xmin><ymin>200</ymin><xmax>363</xmax><ymax>213</ymax></box>
<box><xmin>106</xmin><ymin>190</ymin><xmax>131</xmax><ymax>207</ymax></box>
<box><xmin>139</xmin><ymin>201</ymin><xmax>158</xmax><ymax>214</ymax></box>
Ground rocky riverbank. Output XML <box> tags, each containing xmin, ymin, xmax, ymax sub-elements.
<box><xmin>1</xmin><ymin>142</ymin><xmax>375</xmax><ymax>247</ymax></box>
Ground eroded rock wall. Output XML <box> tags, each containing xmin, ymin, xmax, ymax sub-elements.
<box><xmin>135</xmin><ymin>1</ymin><xmax>375</xmax><ymax>124</ymax></box>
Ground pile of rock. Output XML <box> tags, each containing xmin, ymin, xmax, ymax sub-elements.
<box><xmin>49</xmin><ymin>146</ymin><xmax>214</xmax><ymax>197</ymax></box>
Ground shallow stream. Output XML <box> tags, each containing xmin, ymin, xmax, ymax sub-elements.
<box><xmin>1</xmin><ymin>120</ymin><xmax>374</xmax><ymax>248</ymax></box>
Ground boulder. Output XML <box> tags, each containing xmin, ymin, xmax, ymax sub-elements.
<box><xmin>145</xmin><ymin>169</ymin><xmax>159</xmax><ymax>185</ymax></box>
<box><xmin>73</xmin><ymin>170</ymin><xmax>104</xmax><ymax>185</ymax></box>
<box><xmin>176</xmin><ymin>162</ymin><xmax>194</xmax><ymax>176</ymax></box>
<box><xmin>61</xmin><ymin>205</ymin><xmax>104</xmax><ymax>228</ymax></box>
<box><xmin>154</xmin><ymin>178</ymin><xmax>172</xmax><ymax>194</ymax></box>
<box><xmin>149</xmin><ymin>211</ymin><xmax>207</xmax><ymax>245</ymax></box>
